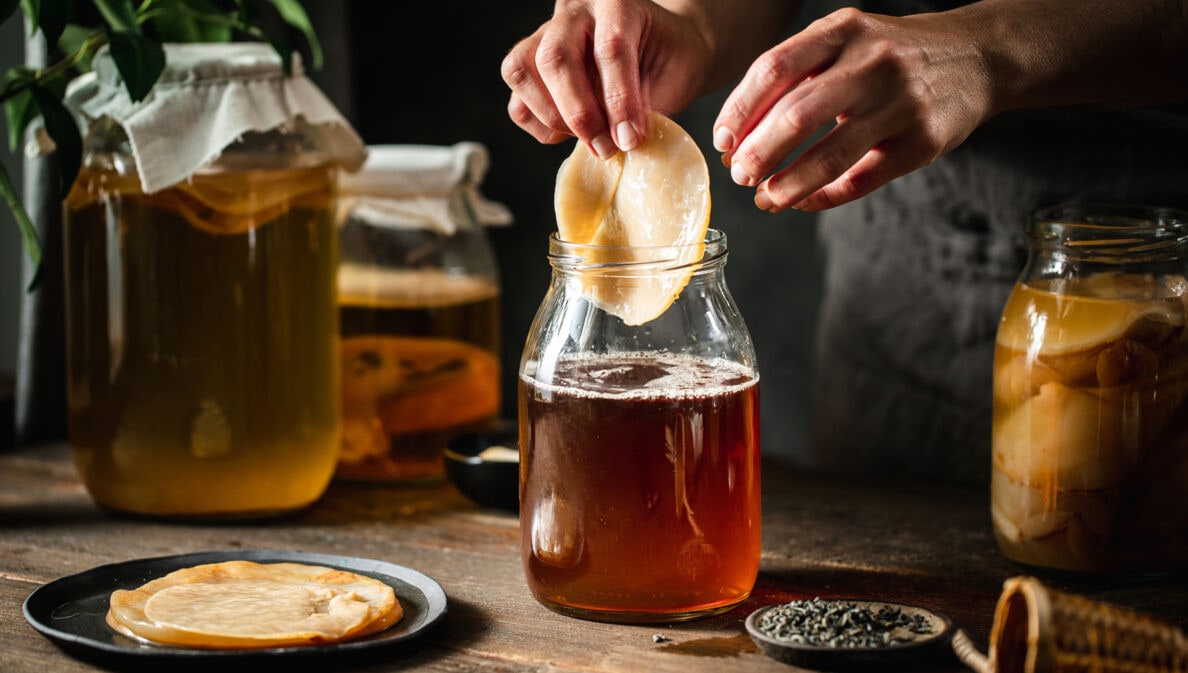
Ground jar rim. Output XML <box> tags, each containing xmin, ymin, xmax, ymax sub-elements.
<box><xmin>548</xmin><ymin>228</ymin><xmax>727</xmax><ymax>274</ymax></box>
<box><xmin>1028</xmin><ymin>203</ymin><xmax>1188</xmax><ymax>259</ymax></box>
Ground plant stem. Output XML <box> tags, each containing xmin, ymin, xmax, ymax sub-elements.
<box><xmin>0</xmin><ymin>33</ymin><xmax>109</xmax><ymax>106</ymax></box>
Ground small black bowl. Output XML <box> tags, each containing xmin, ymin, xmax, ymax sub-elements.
<box><xmin>444</xmin><ymin>421</ymin><xmax>520</xmax><ymax>512</ymax></box>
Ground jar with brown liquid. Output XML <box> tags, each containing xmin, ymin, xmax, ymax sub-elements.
<box><xmin>335</xmin><ymin>144</ymin><xmax>506</xmax><ymax>482</ymax></box>
<box><xmin>992</xmin><ymin>204</ymin><xmax>1188</xmax><ymax>573</ymax></box>
<box><xmin>519</xmin><ymin>230</ymin><xmax>761</xmax><ymax>623</ymax></box>
<box><xmin>62</xmin><ymin>45</ymin><xmax>360</xmax><ymax>519</ymax></box>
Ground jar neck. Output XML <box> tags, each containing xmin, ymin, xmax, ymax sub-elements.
<box><xmin>1028</xmin><ymin>204</ymin><xmax>1188</xmax><ymax>265</ymax></box>
<box><xmin>547</xmin><ymin>229</ymin><xmax>727</xmax><ymax>279</ymax></box>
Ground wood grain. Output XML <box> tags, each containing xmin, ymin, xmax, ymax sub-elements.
<box><xmin>1</xmin><ymin>443</ymin><xmax>1184</xmax><ymax>672</ymax></box>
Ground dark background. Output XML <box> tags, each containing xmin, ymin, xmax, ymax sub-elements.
<box><xmin>305</xmin><ymin>2</ymin><xmax>826</xmax><ymax>469</ymax></box>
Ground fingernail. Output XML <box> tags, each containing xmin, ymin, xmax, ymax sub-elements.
<box><xmin>755</xmin><ymin>191</ymin><xmax>773</xmax><ymax>211</ymax></box>
<box><xmin>615</xmin><ymin>121</ymin><xmax>640</xmax><ymax>151</ymax></box>
<box><xmin>713</xmin><ymin>126</ymin><xmax>734</xmax><ymax>152</ymax></box>
<box><xmin>731</xmin><ymin>162</ymin><xmax>753</xmax><ymax>187</ymax></box>
<box><xmin>591</xmin><ymin>134</ymin><xmax>617</xmax><ymax>160</ymax></box>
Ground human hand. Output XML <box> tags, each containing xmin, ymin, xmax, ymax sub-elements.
<box><xmin>500</xmin><ymin>0</ymin><xmax>714</xmax><ymax>159</ymax></box>
<box><xmin>713</xmin><ymin>8</ymin><xmax>994</xmax><ymax>213</ymax></box>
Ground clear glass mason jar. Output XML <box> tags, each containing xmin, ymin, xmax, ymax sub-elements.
<box><xmin>518</xmin><ymin>229</ymin><xmax>761</xmax><ymax>622</ymax></box>
<box><xmin>63</xmin><ymin>120</ymin><xmax>341</xmax><ymax>519</ymax></box>
<box><xmin>335</xmin><ymin>145</ymin><xmax>502</xmax><ymax>482</ymax></box>
<box><xmin>991</xmin><ymin>204</ymin><xmax>1188</xmax><ymax>573</ymax></box>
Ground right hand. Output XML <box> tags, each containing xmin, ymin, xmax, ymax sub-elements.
<box><xmin>500</xmin><ymin>0</ymin><xmax>714</xmax><ymax>158</ymax></box>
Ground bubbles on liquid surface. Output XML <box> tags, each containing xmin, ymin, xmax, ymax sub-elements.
<box><xmin>526</xmin><ymin>352</ymin><xmax>757</xmax><ymax>399</ymax></box>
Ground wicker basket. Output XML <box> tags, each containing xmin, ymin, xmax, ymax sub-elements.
<box><xmin>984</xmin><ymin>576</ymin><xmax>1188</xmax><ymax>673</ymax></box>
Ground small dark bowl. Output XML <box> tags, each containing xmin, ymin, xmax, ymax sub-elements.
<box><xmin>745</xmin><ymin>599</ymin><xmax>955</xmax><ymax>672</ymax></box>
<box><xmin>444</xmin><ymin>421</ymin><xmax>520</xmax><ymax>512</ymax></box>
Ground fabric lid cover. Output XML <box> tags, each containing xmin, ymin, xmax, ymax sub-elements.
<box><xmin>64</xmin><ymin>43</ymin><xmax>367</xmax><ymax>193</ymax></box>
<box><xmin>338</xmin><ymin>143</ymin><xmax>513</xmax><ymax>233</ymax></box>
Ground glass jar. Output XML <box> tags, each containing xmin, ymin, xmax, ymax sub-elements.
<box><xmin>991</xmin><ymin>204</ymin><xmax>1188</xmax><ymax>574</ymax></box>
<box><xmin>63</xmin><ymin>120</ymin><xmax>341</xmax><ymax>519</ymax></box>
<box><xmin>519</xmin><ymin>229</ymin><xmax>761</xmax><ymax>622</ymax></box>
<box><xmin>335</xmin><ymin>144</ymin><xmax>505</xmax><ymax>482</ymax></box>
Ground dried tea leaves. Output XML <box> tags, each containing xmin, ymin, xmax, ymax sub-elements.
<box><xmin>754</xmin><ymin>598</ymin><xmax>940</xmax><ymax>649</ymax></box>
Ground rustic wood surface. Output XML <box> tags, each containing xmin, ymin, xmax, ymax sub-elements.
<box><xmin>1</xmin><ymin>443</ymin><xmax>1184</xmax><ymax>673</ymax></box>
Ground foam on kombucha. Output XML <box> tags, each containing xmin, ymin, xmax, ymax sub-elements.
<box><xmin>519</xmin><ymin>352</ymin><xmax>760</xmax><ymax>621</ymax></box>
<box><xmin>992</xmin><ymin>274</ymin><xmax>1188</xmax><ymax>572</ymax></box>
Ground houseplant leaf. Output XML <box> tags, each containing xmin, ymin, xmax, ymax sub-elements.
<box><xmin>107</xmin><ymin>31</ymin><xmax>165</xmax><ymax>102</ymax></box>
<box><xmin>29</xmin><ymin>83</ymin><xmax>81</xmax><ymax>197</ymax></box>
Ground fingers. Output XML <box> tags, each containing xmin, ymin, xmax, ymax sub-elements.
<box><xmin>534</xmin><ymin>11</ymin><xmax>616</xmax><ymax>157</ymax></box>
<box><xmin>712</xmin><ymin>11</ymin><xmax>850</xmax><ymax>157</ymax></box>
<box><xmin>502</xmin><ymin>5</ymin><xmax>646</xmax><ymax>159</ymax></box>
<box><xmin>502</xmin><ymin>30</ymin><xmax>570</xmax><ymax>139</ymax></box>
<box><xmin>786</xmin><ymin>137</ymin><xmax>928</xmax><ymax>211</ymax></box>
<box><xmin>507</xmin><ymin>94</ymin><xmax>571</xmax><ymax>145</ymax></box>
<box><xmin>592</xmin><ymin>2</ymin><xmax>644</xmax><ymax>150</ymax></box>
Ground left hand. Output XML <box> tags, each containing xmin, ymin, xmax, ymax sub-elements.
<box><xmin>712</xmin><ymin>7</ymin><xmax>994</xmax><ymax>213</ymax></box>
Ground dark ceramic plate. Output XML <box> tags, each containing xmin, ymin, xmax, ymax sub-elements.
<box><xmin>23</xmin><ymin>549</ymin><xmax>447</xmax><ymax>669</ymax></box>
<box><xmin>745</xmin><ymin>599</ymin><xmax>955</xmax><ymax>671</ymax></box>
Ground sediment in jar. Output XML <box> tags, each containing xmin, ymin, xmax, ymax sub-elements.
<box><xmin>991</xmin><ymin>275</ymin><xmax>1188</xmax><ymax>572</ymax></box>
<box><xmin>64</xmin><ymin>164</ymin><xmax>340</xmax><ymax>518</ymax></box>
<box><xmin>337</xmin><ymin>267</ymin><xmax>500</xmax><ymax>481</ymax></box>
<box><xmin>519</xmin><ymin>352</ymin><xmax>760</xmax><ymax>620</ymax></box>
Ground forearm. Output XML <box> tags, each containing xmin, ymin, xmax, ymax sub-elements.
<box><xmin>959</xmin><ymin>0</ymin><xmax>1188</xmax><ymax>113</ymax></box>
<box><xmin>657</xmin><ymin>0</ymin><xmax>801</xmax><ymax>91</ymax></box>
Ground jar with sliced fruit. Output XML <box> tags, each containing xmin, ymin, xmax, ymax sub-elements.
<box><xmin>519</xmin><ymin>113</ymin><xmax>761</xmax><ymax>622</ymax></box>
<box><xmin>62</xmin><ymin>45</ymin><xmax>365</xmax><ymax>519</ymax></box>
<box><xmin>992</xmin><ymin>204</ymin><xmax>1188</xmax><ymax>574</ymax></box>
<box><xmin>334</xmin><ymin>144</ymin><xmax>507</xmax><ymax>483</ymax></box>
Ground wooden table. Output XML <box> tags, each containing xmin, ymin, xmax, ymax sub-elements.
<box><xmin>2</xmin><ymin>444</ymin><xmax>1185</xmax><ymax>672</ymax></box>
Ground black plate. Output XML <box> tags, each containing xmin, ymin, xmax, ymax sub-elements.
<box><xmin>23</xmin><ymin>549</ymin><xmax>447</xmax><ymax>669</ymax></box>
<box><xmin>745</xmin><ymin>599</ymin><xmax>955</xmax><ymax>672</ymax></box>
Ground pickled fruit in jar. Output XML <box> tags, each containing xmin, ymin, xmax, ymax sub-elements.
<box><xmin>991</xmin><ymin>273</ymin><xmax>1188</xmax><ymax>572</ymax></box>
<box><xmin>337</xmin><ymin>267</ymin><xmax>500</xmax><ymax>482</ymax></box>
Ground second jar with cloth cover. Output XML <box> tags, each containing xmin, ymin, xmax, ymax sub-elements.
<box><xmin>335</xmin><ymin>143</ymin><xmax>510</xmax><ymax>482</ymax></box>
<box><xmin>992</xmin><ymin>204</ymin><xmax>1188</xmax><ymax>574</ymax></box>
<box><xmin>518</xmin><ymin>229</ymin><xmax>761</xmax><ymax>623</ymax></box>
<box><xmin>61</xmin><ymin>44</ymin><xmax>366</xmax><ymax>519</ymax></box>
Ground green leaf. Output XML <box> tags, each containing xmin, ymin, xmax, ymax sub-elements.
<box><xmin>30</xmin><ymin>83</ymin><xmax>81</xmax><ymax>198</ymax></box>
<box><xmin>2</xmin><ymin>67</ymin><xmax>37</xmax><ymax>152</ymax></box>
<box><xmin>107</xmin><ymin>31</ymin><xmax>165</xmax><ymax>102</ymax></box>
<box><xmin>0</xmin><ymin>162</ymin><xmax>43</xmax><ymax>290</ymax></box>
<box><xmin>34</xmin><ymin>0</ymin><xmax>70</xmax><ymax>46</ymax></box>
<box><xmin>266</xmin><ymin>0</ymin><xmax>321</xmax><ymax>69</ymax></box>
<box><xmin>58</xmin><ymin>24</ymin><xmax>98</xmax><ymax>70</ymax></box>
<box><xmin>265</xmin><ymin>33</ymin><xmax>293</xmax><ymax>75</ymax></box>
<box><xmin>93</xmin><ymin>0</ymin><xmax>139</xmax><ymax>34</ymax></box>
<box><xmin>2</xmin><ymin>0</ymin><xmax>21</xmax><ymax>25</ymax></box>
<box><xmin>19</xmin><ymin>0</ymin><xmax>38</xmax><ymax>35</ymax></box>
<box><xmin>151</xmin><ymin>0</ymin><xmax>233</xmax><ymax>43</ymax></box>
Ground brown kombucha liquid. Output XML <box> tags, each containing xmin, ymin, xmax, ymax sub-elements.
<box><xmin>519</xmin><ymin>352</ymin><xmax>760</xmax><ymax>622</ymax></box>
<box><xmin>63</xmin><ymin>164</ymin><xmax>341</xmax><ymax>518</ymax></box>
<box><xmin>337</xmin><ymin>267</ymin><xmax>500</xmax><ymax>481</ymax></box>
<box><xmin>992</xmin><ymin>275</ymin><xmax>1188</xmax><ymax>572</ymax></box>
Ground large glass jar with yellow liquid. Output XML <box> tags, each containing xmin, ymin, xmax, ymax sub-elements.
<box><xmin>992</xmin><ymin>204</ymin><xmax>1188</xmax><ymax>574</ymax></box>
<box><xmin>62</xmin><ymin>44</ymin><xmax>365</xmax><ymax>518</ymax></box>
